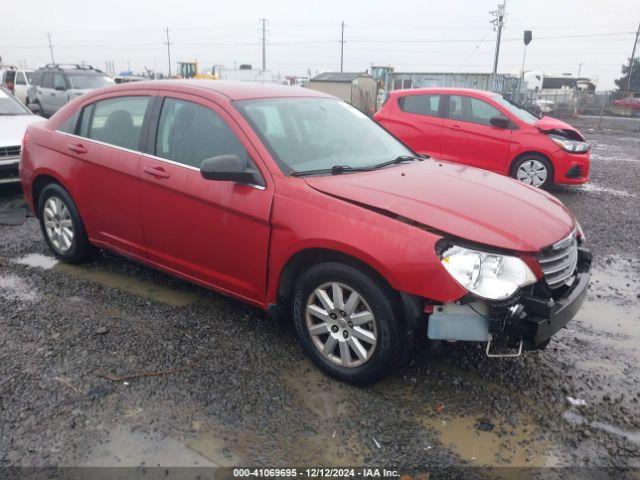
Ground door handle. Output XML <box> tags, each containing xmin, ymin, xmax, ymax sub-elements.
<box><xmin>451</xmin><ymin>124</ymin><xmax>462</xmax><ymax>129</ymax></box>
<box><xmin>67</xmin><ymin>143</ymin><xmax>87</xmax><ymax>154</ymax></box>
<box><xmin>143</xmin><ymin>165</ymin><xmax>170</xmax><ymax>179</ymax></box>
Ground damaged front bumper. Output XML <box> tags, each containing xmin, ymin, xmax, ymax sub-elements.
<box><xmin>426</xmin><ymin>246</ymin><xmax>592</xmax><ymax>352</ymax></box>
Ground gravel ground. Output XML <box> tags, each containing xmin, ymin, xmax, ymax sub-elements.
<box><xmin>0</xmin><ymin>123</ymin><xmax>639</xmax><ymax>478</ymax></box>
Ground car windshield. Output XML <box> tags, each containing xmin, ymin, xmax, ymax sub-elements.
<box><xmin>67</xmin><ymin>74</ymin><xmax>114</xmax><ymax>90</ymax></box>
<box><xmin>0</xmin><ymin>88</ymin><xmax>31</xmax><ymax>115</ymax></box>
<box><xmin>492</xmin><ymin>95</ymin><xmax>539</xmax><ymax>124</ymax></box>
<box><xmin>235</xmin><ymin>97</ymin><xmax>413</xmax><ymax>175</ymax></box>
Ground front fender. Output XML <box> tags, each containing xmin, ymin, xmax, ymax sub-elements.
<box><xmin>265</xmin><ymin>178</ymin><xmax>467</xmax><ymax>306</ymax></box>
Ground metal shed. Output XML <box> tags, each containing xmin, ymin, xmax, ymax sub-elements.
<box><xmin>389</xmin><ymin>71</ymin><xmax>520</xmax><ymax>98</ymax></box>
<box><xmin>309</xmin><ymin>72</ymin><xmax>378</xmax><ymax>113</ymax></box>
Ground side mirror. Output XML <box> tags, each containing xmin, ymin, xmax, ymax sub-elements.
<box><xmin>27</xmin><ymin>102</ymin><xmax>42</xmax><ymax>114</ymax></box>
<box><xmin>200</xmin><ymin>154</ymin><xmax>263</xmax><ymax>186</ymax></box>
<box><xmin>489</xmin><ymin>115</ymin><xmax>510</xmax><ymax>129</ymax></box>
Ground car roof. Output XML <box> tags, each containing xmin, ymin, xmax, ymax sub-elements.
<box><xmin>389</xmin><ymin>87</ymin><xmax>499</xmax><ymax>99</ymax></box>
<box><xmin>94</xmin><ymin>80</ymin><xmax>333</xmax><ymax>101</ymax></box>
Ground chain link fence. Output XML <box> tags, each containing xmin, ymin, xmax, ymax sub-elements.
<box><xmin>506</xmin><ymin>89</ymin><xmax>640</xmax><ymax>118</ymax></box>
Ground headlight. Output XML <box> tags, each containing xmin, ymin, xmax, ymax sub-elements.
<box><xmin>548</xmin><ymin>134</ymin><xmax>589</xmax><ymax>153</ymax></box>
<box><xmin>439</xmin><ymin>245</ymin><xmax>537</xmax><ymax>300</ymax></box>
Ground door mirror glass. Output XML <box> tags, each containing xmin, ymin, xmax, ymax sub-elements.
<box><xmin>489</xmin><ymin>115</ymin><xmax>510</xmax><ymax>129</ymax></box>
<box><xmin>200</xmin><ymin>154</ymin><xmax>259</xmax><ymax>185</ymax></box>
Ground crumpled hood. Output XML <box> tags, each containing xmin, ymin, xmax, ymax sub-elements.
<box><xmin>535</xmin><ymin>116</ymin><xmax>585</xmax><ymax>140</ymax></box>
<box><xmin>304</xmin><ymin>160</ymin><xmax>575</xmax><ymax>252</ymax></box>
<box><xmin>0</xmin><ymin>115</ymin><xmax>44</xmax><ymax>147</ymax></box>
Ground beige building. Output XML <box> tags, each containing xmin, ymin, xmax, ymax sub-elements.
<box><xmin>309</xmin><ymin>72</ymin><xmax>378</xmax><ymax>113</ymax></box>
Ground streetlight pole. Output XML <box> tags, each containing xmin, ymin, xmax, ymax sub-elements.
<box><xmin>340</xmin><ymin>21</ymin><xmax>346</xmax><ymax>73</ymax></box>
<box><xmin>164</xmin><ymin>27</ymin><xmax>172</xmax><ymax>77</ymax></box>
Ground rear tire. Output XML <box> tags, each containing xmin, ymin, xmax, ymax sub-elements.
<box><xmin>292</xmin><ymin>262</ymin><xmax>406</xmax><ymax>385</ymax></box>
<box><xmin>38</xmin><ymin>183</ymin><xmax>94</xmax><ymax>263</ymax></box>
<box><xmin>510</xmin><ymin>154</ymin><xmax>553</xmax><ymax>189</ymax></box>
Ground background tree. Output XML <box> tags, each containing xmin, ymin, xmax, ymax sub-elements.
<box><xmin>615</xmin><ymin>57</ymin><xmax>640</xmax><ymax>92</ymax></box>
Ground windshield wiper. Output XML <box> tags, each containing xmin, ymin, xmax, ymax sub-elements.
<box><xmin>291</xmin><ymin>164</ymin><xmax>374</xmax><ymax>177</ymax></box>
<box><xmin>373</xmin><ymin>154</ymin><xmax>426</xmax><ymax>169</ymax></box>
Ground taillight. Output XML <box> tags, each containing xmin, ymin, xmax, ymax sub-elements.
<box><xmin>6</xmin><ymin>82</ymin><xmax>14</xmax><ymax>92</ymax></box>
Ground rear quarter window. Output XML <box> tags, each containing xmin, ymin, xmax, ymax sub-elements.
<box><xmin>398</xmin><ymin>94</ymin><xmax>441</xmax><ymax>117</ymax></box>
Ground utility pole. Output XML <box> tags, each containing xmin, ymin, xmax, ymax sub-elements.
<box><xmin>625</xmin><ymin>21</ymin><xmax>640</xmax><ymax>94</ymax></box>
<box><xmin>490</xmin><ymin>1</ymin><xmax>506</xmax><ymax>90</ymax></box>
<box><xmin>577</xmin><ymin>63</ymin><xmax>582</xmax><ymax>77</ymax></box>
<box><xmin>164</xmin><ymin>27</ymin><xmax>172</xmax><ymax>77</ymax></box>
<box><xmin>47</xmin><ymin>32</ymin><xmax>55</xmax><ymax>64</ymax></box>
<box><xmin>340</xmin><ymin>21</ymin><xmax>346</xmax><ymax>73</ymax></box>
<box><xmin>260</xmin><ymin>18</ymin><xmax>267</xmax><ymax>72</ymax></box>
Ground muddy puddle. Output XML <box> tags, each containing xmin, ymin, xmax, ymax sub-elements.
<box><xmin>81</xmin><ymin>425</ymin><xmax>214</xmax><ymax>467</ymax></box>
<box><xmin>15</xmin><ymin>253</ymin><xmax>59</xmax><ymax>269</ymax></box>
<box><xmin>0</xmin><ymin>273</ymin><xmax>38</xmax><ymax>302</ymax></box>
<box><xmin>569</xmin><ymin>299</ymin><xmax>640</xmax><ymax>371</ymax></box>
<box><xmin>13</xmin><ymin>253</ymin><xmax>209</xmax><ymax>307</ymax></box>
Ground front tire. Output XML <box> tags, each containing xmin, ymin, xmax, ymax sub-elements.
<box><xmin>511</xmin><ymin>154</ymin><xmax>553</xmax><ymax>188</ymax></box>
<box><xmin>292</xmin><ymin>262</ymin><xmax>406</xmax><ymax>385</ymax></box>
<box><xmin>38</xmin><ymin>183</ymin><xmax>94</xmax><ymax>263</ymax></box>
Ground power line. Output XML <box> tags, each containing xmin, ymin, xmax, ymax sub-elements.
<box><xmin>3</xmin><ymin>30</ymin><xmax>634</xmax><ymax>50</ymax></box>
<box><xmin>462</xmin><ymin>30</ymin><xmax>492</xmax><ymax>64</ymax></box>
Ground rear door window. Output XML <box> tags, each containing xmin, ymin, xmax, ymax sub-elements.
<box><xmin>15</xmin><ymin>72</ymin><xmax>26</xmax><ymax>85</ymax></box>
<box><xmin>155</xmin><ymin>98</ymin><xmax>249</xmax><ymax>169</ymax></box>
<box><xmin>398</xmin><ymin>94</ymin><xmax>441</xmax><ymax>117</ymax></box>
<box><xmin>86</xmin><ymin>96</ymin><xmax>150</xmax><ymax>150</ymax></box>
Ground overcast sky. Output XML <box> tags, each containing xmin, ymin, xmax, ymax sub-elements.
<box><xmin>1</xmin><ymin>0</ymin><xmax>639</xmax><ymax>89</ymax></box>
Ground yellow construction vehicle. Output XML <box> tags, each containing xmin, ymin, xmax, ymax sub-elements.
<box><xmin>176</xmin><ymin>61</ymin><xmax>217</xmax><ymax>79</ymax></box>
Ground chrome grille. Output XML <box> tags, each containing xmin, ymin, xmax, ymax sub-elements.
<box><xmin>0</xmin><ymin>145</ymin><xmax>21</xmax><ymax>158</ymax></box>
<box><xmin>537</xmin><ymin>232</ymin><xmax>578</xmax><ymax>289</ymax></box>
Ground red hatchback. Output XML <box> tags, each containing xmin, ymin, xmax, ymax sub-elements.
<box><xmin>20</xmin><ymin>81</ymin><xmax>591</xmax><ymax>384</ymax></box>
<box><xmin>375</xmin><ymin>88</ymin><xmax>590</xmax><ymax>188</ymax></box>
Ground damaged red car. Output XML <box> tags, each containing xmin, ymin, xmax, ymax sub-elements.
<box><xmin>20</xmin><ymin>81</ymin><xmax>591</xmax><ymax>384</ymax></box>
<box><xmin>375</xmin><ymin>87</ymin><xmax>590</xmax><ymax>188</ymax></box>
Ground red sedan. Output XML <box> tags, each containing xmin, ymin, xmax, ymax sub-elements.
<box><xmin>375</xmin><ymin>88</ymin><xmax>590</xmax><ymax>188</ymax></box>
<box><xmin>20</xmin><ymin>81</ymin><xmax>590</xmax><ymax>384</ymax></box>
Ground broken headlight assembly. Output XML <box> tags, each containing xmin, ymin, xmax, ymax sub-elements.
<box><xmin>548</xmin><ymin>134</ymin><xmax>589</xmax><ymax>153</ymax></box>
<box><xmin>439</xmin><ymin>245</ymin><xmax>537</xmax><ymax>300</ymax></box>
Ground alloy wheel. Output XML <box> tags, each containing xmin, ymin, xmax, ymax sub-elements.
<box><xmin>43</xmin><ymin>197</ymin><xmax>75</xmax><ymax>253</ymax></box>
<box><xmin>305</xmin><ymin>282</ymin><xmax>378</xmax><ymax>368</ymax></box>
<box><xmin>516</xmin><ymin>159</ymin><xmax>548</xmax><ymax>187</ymax></box>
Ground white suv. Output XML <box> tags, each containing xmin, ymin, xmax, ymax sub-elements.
<box><xmin>27</xmin><ymin>64</ymin><xmax>114</xmax><ymax>117</ymax></box>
